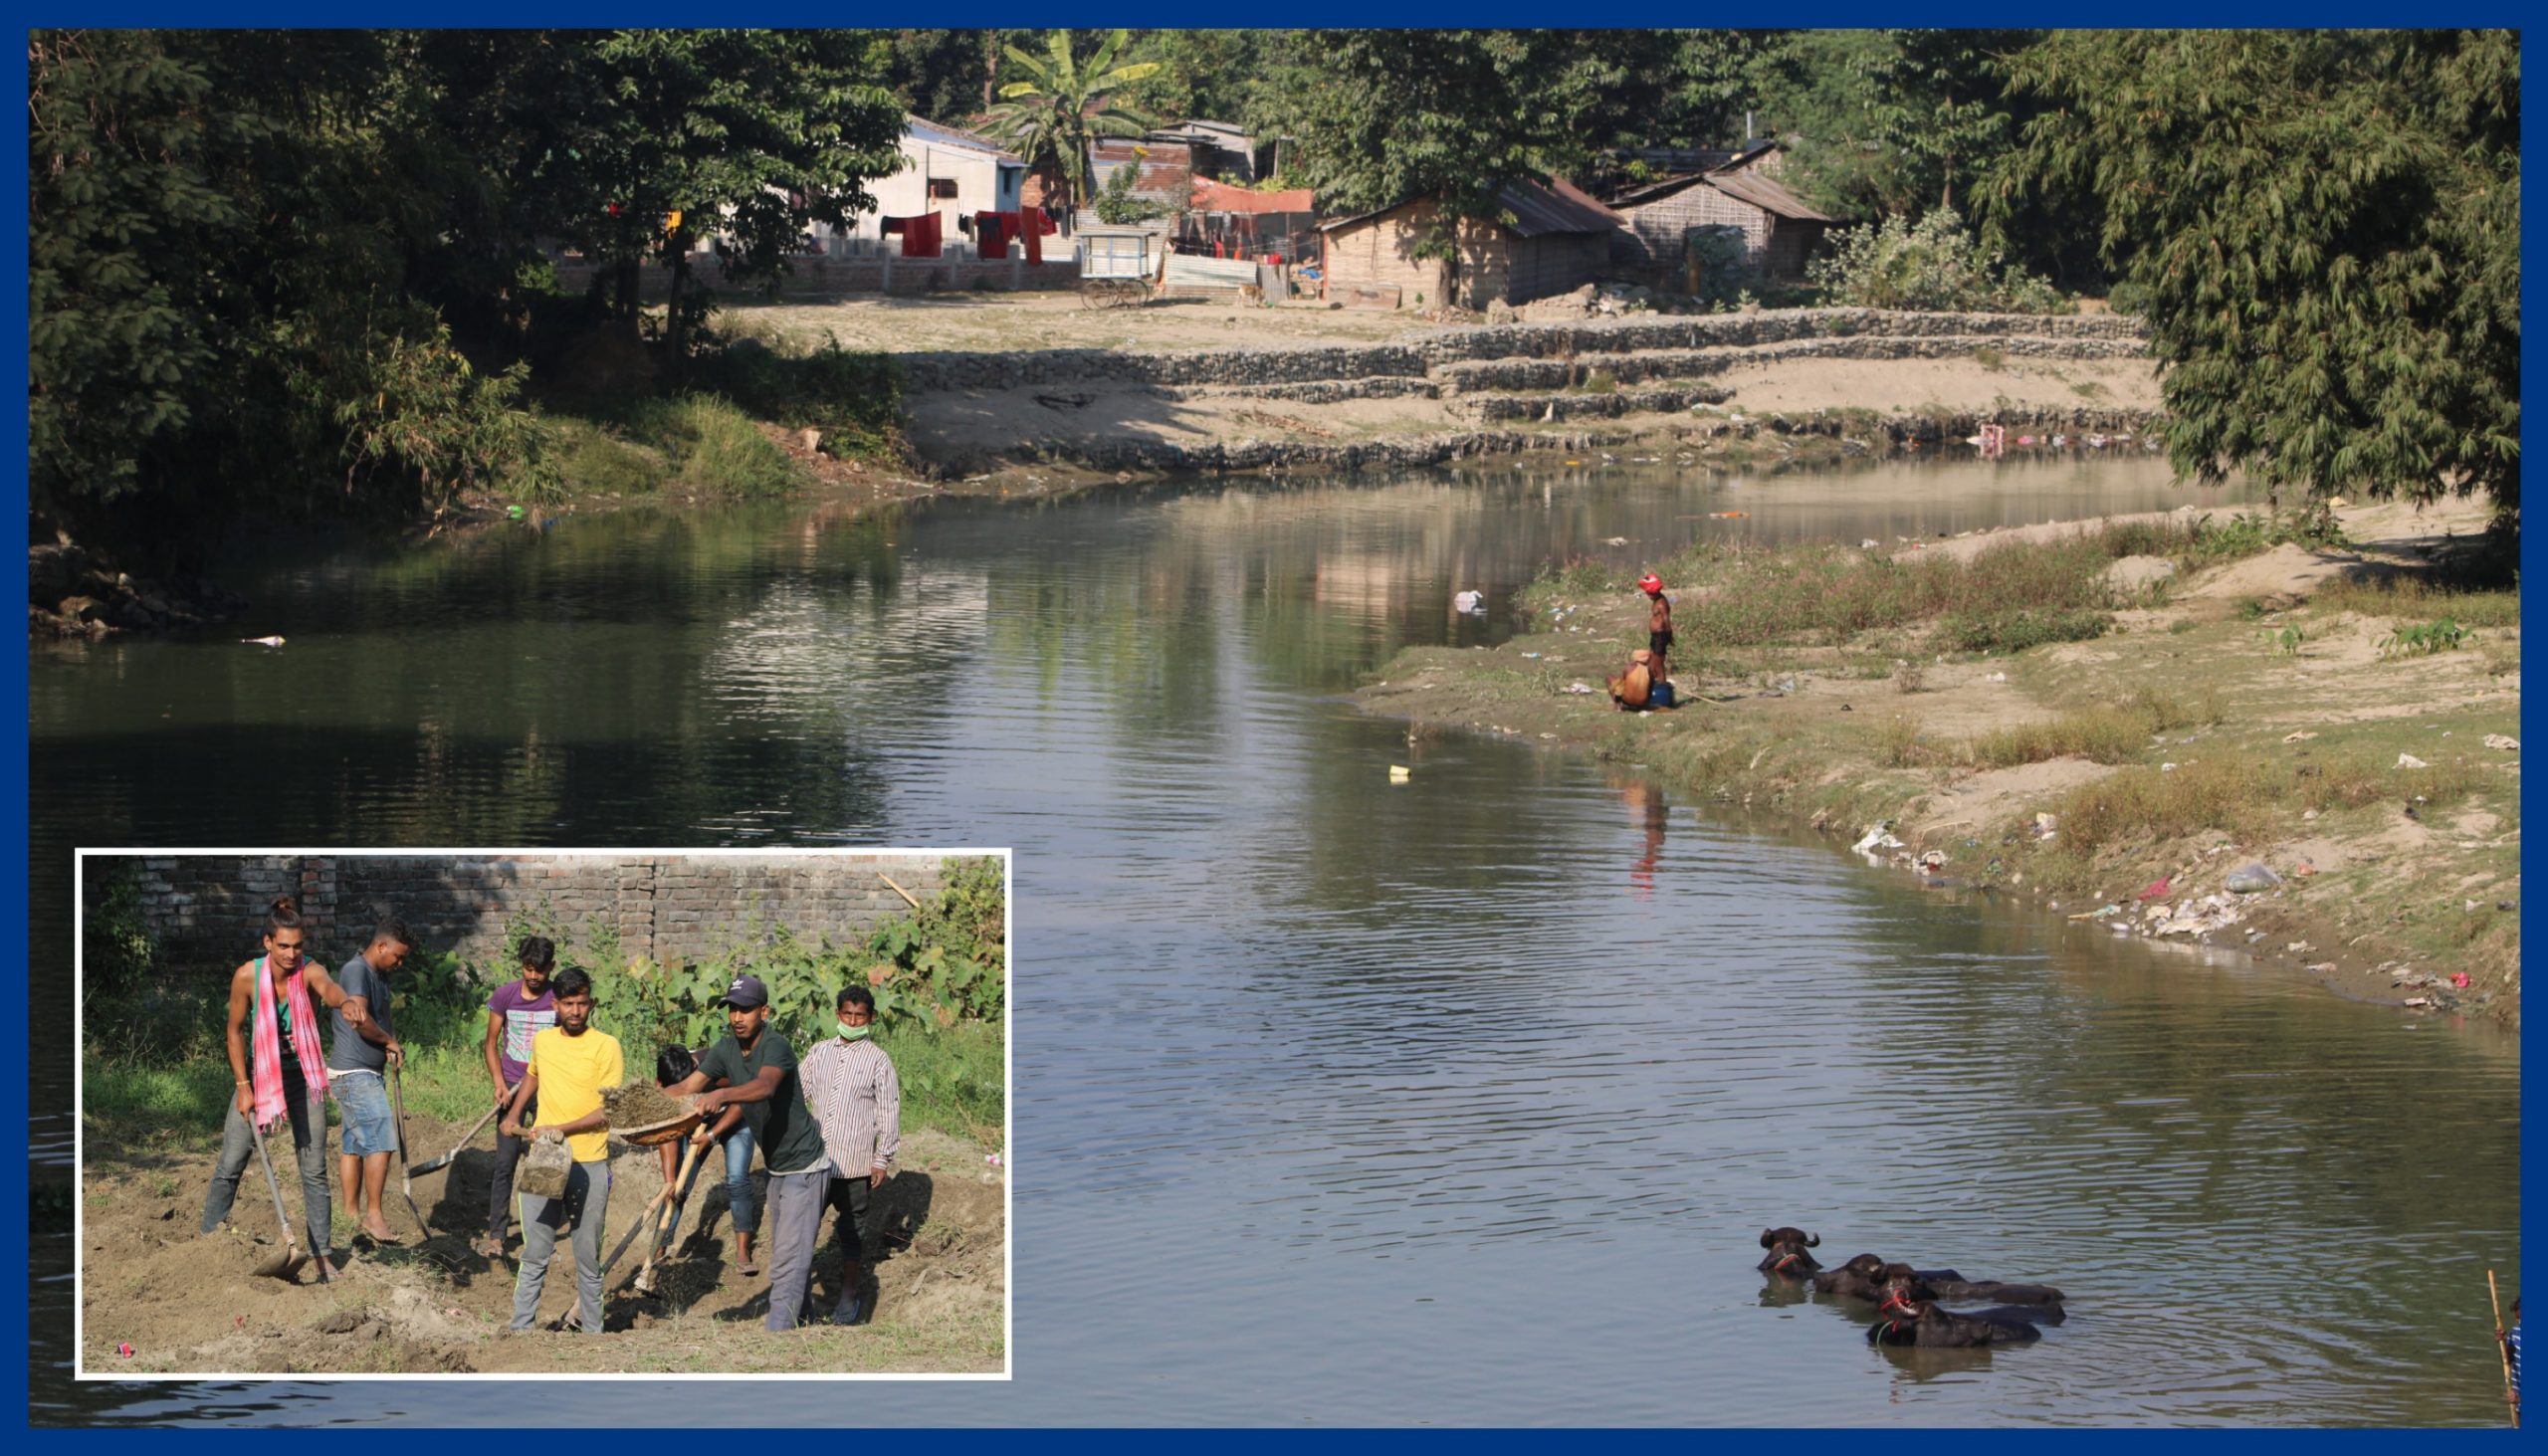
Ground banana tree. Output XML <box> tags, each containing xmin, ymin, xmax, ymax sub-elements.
<box><xmin>978</xmin><ymin>30</ymin><xmax>1162</xmax><ymax>220</ymax></box>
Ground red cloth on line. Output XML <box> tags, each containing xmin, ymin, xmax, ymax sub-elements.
<box><xmin>902</xmin><ymin>212</ymin><xmax>942</xmax><ymax>258</ymax></box>
<box><xmin>881</xmin><ymin>216</ymin><xmax>906</xmax><ymax>235</ymax></box>
<box><xmin>1033</xmin><ymin>206</ymin><xmax>1058</xmax><ymax>235</ymax></box>
<box><xmin>1019</xmin><ymin>207</ymin><xmax>1044</xmax><ymax>265</ymax></box>
<box><xmin>975</xmin><ymin>211</ymin><xmax>1007</xmax><ymax>261</ymax></box>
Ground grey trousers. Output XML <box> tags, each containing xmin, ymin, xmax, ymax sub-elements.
<box><xmin>512</xmin><ymin>1157</ymin><xmax>610</xmax><ymax>1333</ymax></box>
<box><xmin>202</xmin><ymin>1076</ymin><xmax>331</xmax><ymax>1258</ymax></box>
<box><xmin>760</xmin><ymin>1160</ymin><xmax>832</xmax><ymax>1332</ymax></box>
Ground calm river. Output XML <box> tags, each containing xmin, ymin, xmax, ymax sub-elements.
<box><xmin>28</xmin><ymin>456</ymin><xmax>2520</xmax><ymax>1425</ymax></box>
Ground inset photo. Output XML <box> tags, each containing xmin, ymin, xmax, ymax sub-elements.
<box><xmin>74</xmin><ymin>849</ymin><xmax>1008</xmax><ymax>1378</ymax></box>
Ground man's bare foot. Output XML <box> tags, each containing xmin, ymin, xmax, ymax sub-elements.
<box><xmin>361</xmin><ymin>1221</ymin><xmax>403</xmax><ymax>1247</ymax></box>
<box><xmin>475</xmin><ymin>1236</ymin><xmax>505</xmax><ymax>1259</ymax></box>
<box><xmin>310</xmin><ymin>1254</ymin><xmax>340</xmax><ymax>1283</ymax></box>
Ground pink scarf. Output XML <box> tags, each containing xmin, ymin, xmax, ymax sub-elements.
<box><xmin>250</xmin><ymin>954</ymin><xmax>328</xmax><ymax>1128</ymax></box>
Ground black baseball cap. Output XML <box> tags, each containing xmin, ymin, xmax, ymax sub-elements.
<box><xmin>717</xmin><ymin>974</ymin><xmax>769</xmax><ymax>1009</ymax></box>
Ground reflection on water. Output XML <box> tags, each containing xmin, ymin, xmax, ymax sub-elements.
<box><xmin>28</xmin><ymin>457</ymin><xmax>2517</xmax><ymax>1425</ymax></box>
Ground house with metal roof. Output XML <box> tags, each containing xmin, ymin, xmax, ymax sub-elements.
<box><xmin>1605</xmin><ymin>143</ymin><xmax>1832</xmax><ymax>285</ymax></box>
<box><xmin>1315</xmin><ymin>176</ymin><xmax>1622</xmax><ymax>311</ymax></box>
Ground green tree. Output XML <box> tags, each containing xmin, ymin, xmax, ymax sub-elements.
<box><xmin>978</xmin><ymin>30</ymin><xmax>1163</xmax><ymax>218</ymax></box>
<box><xmin>523</xmin><ymin>31</ymin><xmax>905</xmax><ymax>357</ymax></box>
<box><xmin>1855</xmin><ymin>29</ymin><xmax>2042</xmax><ymax>215</ymax></box>
<box><xmin>2000</xmin><ymin>30</ymin><xmax>2518</xmax><ymax>522</ymax></box>
<box><xmin>1254</xmin><ymin>30</ymin><xmax>1637</xmax><ymax>306</ymax></box>
<box><xmin>29</xmin><ymin>30</ymin><xmax>548</xmax><ymax>561</ymax></box>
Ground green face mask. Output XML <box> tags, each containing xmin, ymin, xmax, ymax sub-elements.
<box><xmin>836</xmin><ymin>1021</ymin><xmax>873</xmax><ymax>1042</ymax></box>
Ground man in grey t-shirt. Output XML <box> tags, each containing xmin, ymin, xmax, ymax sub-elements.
<box><xmin>330</xmin><ymin>918</ymin><xmax>412</xmax><ymax>1247</ymax></box>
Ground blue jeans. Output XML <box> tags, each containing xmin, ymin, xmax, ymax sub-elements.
<box><xmin>329</xmin><ymin>1068</ymin><xmax>396</xmax><ymax>1156</ymax></box>
<box><xmin>722</xmin><ymin>1122</ymin><xmax>757</xmax><ymax>1236</ymax></box>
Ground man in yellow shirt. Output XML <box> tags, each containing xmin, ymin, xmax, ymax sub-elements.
<box><xmin>498</xmin><ymin>968</ymin><xmax>623</xmax><ymax>1333</ymax></box>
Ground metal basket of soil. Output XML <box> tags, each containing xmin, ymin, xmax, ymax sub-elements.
<box><xmin>601</xmin><ymin>1082</ymin><xmax>705</xmax><ymax>1146</ymax></box>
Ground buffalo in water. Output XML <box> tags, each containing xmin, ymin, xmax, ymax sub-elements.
<box><xmin>1865</xmin><ymin>1287</ymin><xmax>2060</xmax><ymax>1347</ymax></box>
<box><xmin>1877</xmin><ymin>1260</ymin><xmax>2065</xmax><ymax>1309</ymax></box>
<box><xmin>1757</xmin><ymin>1227</ymin><xmax>1822</xmax><ymax>1276</ymax></box>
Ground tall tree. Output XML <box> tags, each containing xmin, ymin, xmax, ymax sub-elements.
<box><xmin>522</xmin><ymin>30</ymin><xmax>905</xmax><ymax>355</ymax></box>
<box><xmin>2000</xmin><ymin>30</ymin><xmax>2518</xmax><ymax>522</ymax></box>
<box><xmin>1254</xmin><ymin>30</ymin><xmax>1637</xmax><ymax>303</ymax></box>
<box><xmin>977</xmin><ymin>30</ymin><xmax>1162</xmax><ymax>218</ymax></box>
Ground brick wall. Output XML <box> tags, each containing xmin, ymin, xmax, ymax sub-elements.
<box><xmin>109</xmin><ymin>854</ymin><xmax>969</xmax><ymax>978</ymax></box>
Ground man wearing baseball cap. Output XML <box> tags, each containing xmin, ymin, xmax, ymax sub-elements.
<box><xmin>1638</xmin><ymin>572</ymin><xmax>1674</xmax><ymax>684</ymax></box>
<box><xmin>666</xmin><ymin>973</ymin><xmax>833</xmax><ymax>1330</ymax></box>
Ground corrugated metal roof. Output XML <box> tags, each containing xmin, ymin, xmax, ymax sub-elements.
<box><xmin>1700</xmin><ymin>167</ymin><xmax>1830</xmax><ymax>222</ymax></box>
<box><xmin>1319</xmin><ymin>176</ymin><xmax>1618</xmax><ymax>237</ymax></box>
<box><xmin>1191</xmin><ymin>177</ymin><xmax>1316</xmax><ymax>215</ymax></box>
<box><xmin>1606</xmin><ymin>172</ymin><xmax>1713</xmax><ymax>208</ymax></box>
<box><xmin>907</xmin><ymin>114</ymin><xmax>1023</xmax><ymax>164</ymax></box>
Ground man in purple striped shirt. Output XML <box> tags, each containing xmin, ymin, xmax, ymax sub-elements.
<box><xmin>798</xmin><ymin>984</ymin><xmax>901</xmax><ymax>1326</ymax></box>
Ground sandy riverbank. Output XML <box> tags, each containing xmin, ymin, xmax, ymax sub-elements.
<box><xmin>1357</xmin><ymin>495</ymin><xmax>2519</xmax><ymax>1025</ymax></box>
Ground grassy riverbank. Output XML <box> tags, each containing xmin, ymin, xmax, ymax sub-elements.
<box><xmin>1360</xmin><ymin>496</ymin><xmax>2519</xmax><ymax>1024</ymax></box>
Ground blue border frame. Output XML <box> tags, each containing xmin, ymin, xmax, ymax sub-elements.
<box><xmin>9</xmin><ymin>7</ymin><xmax>2533</xmax><ymax>1442</ymax></box>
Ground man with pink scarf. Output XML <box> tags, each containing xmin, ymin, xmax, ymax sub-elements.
<box><xmin>198</xmin><ymin>896</ymin><xmax>368</xmax><ymax>1281</ymax></box>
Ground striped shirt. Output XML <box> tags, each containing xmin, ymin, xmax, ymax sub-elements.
<box><xmin>798</xmin><ymin>1037</ymin><xmax>901</xmax><ymax>1175</ymax></box>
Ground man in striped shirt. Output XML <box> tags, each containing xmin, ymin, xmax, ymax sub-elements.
<box><xmin>798</xmin><ymin>984</ymin><xmax>902</xmax><ymax>1327</ymax></box>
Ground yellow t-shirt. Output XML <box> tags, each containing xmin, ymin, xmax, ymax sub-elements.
<box><xmin>528</xmin><ymin>1025</ymin><xmax>624</xmax><ymax>1162</ymax></box>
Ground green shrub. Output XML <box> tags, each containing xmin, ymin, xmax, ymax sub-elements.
<box><xmin>1941</xmin><ymin>608</ymin><xmax>2110</xmax><ymax>654</ymax></box>
<box><xmin>1807</xmin><ymin>208</ymin><xmax>2068</xmax><ymax>313</ymax></box>
<box><xmin>693</xmin><ymin>338</ymin><xmax>906</xmax><ymax>459</ymax></box>
<box><xmin>623</xmin><ymin>394</ymin><xmax>800</xmax><ymax>498</ymax></box>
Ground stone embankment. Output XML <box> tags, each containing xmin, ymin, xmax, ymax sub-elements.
<box><xmin>29</xmin><ymin>536</ymin><xmax>245</xmax><ymax>640</ymax></box>
<box><xmin>892</xmin><ymin>309</ymin><xmax>2165</xmax><ymax>478</ymax></box>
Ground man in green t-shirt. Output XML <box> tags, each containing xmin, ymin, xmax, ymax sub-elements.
<box><xmin>670</xmin><ymin>974</ymin><xmax>832</xmax><ymax>1331</ymax></box>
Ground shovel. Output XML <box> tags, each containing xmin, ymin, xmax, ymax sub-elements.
<box><xmin>388</xmin><ymin>1062</ymin><xmax>431</xmax><ymax>1239</ymax></box>
<box><xmin>411</xmin><ymin>1095</ymin><xmax>508</xmax><ymax>1177</ymax></box>
<box><xmin>247</xmin><ymin>1114</ymin><xmax>311</xmax><ymax>1282</ymax></box>
<box><xmin>630</xmin><ymin>1134</ymin><xmax>711</xmax><ymax>1296</ymax></box>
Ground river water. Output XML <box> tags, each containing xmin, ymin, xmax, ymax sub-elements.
<box><xmin>28</xmin><ymin>456</ymin><xmax>2520</xmax><ymax>1425</ymax></box>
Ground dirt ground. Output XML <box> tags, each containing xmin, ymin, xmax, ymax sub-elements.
<box><xmin>1360</xmin><ymin>494</ymin><xmax>2518</xmax><ymax>1023</ymax></box>
<box><xmin>79</xmin><ymin>1118</ymin><xmax>1005</xmax><ymax>1375</ymax></box>
<box><xmin>730</xmin><ymin>293</ymin><xmax>1417</xmax><ymax>355</ymax></box>
<box><xmin>898</xmin><ymin>354</ymin><xmax>2163</xmax><ymax>473</ymax></box>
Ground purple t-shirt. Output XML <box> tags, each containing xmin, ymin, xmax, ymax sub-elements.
<box><xmin>488</xmin><ymin>979</ymin><xmax>556</xmax><ymax>1087</ymax></box>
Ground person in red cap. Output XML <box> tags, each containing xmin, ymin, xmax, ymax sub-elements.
<box><xmin>1638</xmin><ymin>573</ymin><xmax>1674</xmax><ymax>683</ymax></box>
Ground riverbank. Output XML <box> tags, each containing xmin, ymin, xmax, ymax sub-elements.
<box><xmin>76</xmin><ymin>1112</ymin><xmax>1004</xmax><ymax>1374</ymax></box>
<box><xmin>1357</xmin><ymin>495</ymin><xmax>2519</xmax><ymax>1026</ymax></box>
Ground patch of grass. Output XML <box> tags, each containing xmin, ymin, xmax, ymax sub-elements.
<box><xmin>545</xmin><ymin>416</ymin><xmax>669</xmax><ymax>498</ymax></box>
<box><xmin>1522</xmin><ymin>557</ymin><xmax>1629</xmax><ymax>616</ymax></box>
<box><xmin>2316</xmin><ymin>575</ymin><xmax>2520</xmax><ymax>630</ymax></box>
<box><xmin>1571</xmin><ymin>368</ymin><xmax>1619</xmax><ymax>394</ymax></box>
<box><xmin>2070</xmin><ymin>379</ymin><xmax>2108</xmax><ymax>400</ymax></box>
<box><xmin>883</xmin><ymin>1020</ymin><xmax>1005</xmax><ymax>1147</ymax></box>
<box><xmin>1968</xmin><ymin>689</ymin><xmax>2211</xmax><ymax>767</ymax></box>
<box><xmin>1973</xmin><ymin>347</ymin><xmax>2006</xmax><ymax>370</ymax></box>
<box><xmin>1661</xmin><ymin>534</ymin><xmax>2120</xmax><ymax>651</ymax></box>
<box><xmin>623</xmin><ymin>394</ymin><xmax>802</xmax><ymax>498</ymax></box>
<box><xmin>1941</xmin><ymin>608</ymin><xmax>2110</xmax><ymax>655</ymax></box>
<box><xmin>1876</xmin><ymin>713</ymin><xmax>1932</xmax><ymax>767</ymax></box>
<box><xmin>2049</xmin><ymin>756</ymin><xmax>2273</xmax><ymax>853</ymax></box>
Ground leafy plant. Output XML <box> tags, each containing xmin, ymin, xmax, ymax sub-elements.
<box><xmin>2268</xmin><ymin>623</ymin><xmax>2305</xmax><ymax>656</ymax></box>
<box><xmin>863</xmin><ymin>857</ymin><xmax>1007</xmax><ymax>1028</ymax></box>
<box><xmin>1806</xmin><ymin>207</ymin><xmax>2068</xmax><ymax>313</ymax></box>
<box><xmin>2378</xmin><ymin>619</ymin><xmax>2466</xmax><ymax>659</ymax></box>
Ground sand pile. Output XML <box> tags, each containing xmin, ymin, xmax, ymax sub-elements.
<box><xmin>600</xmin><ymin>1081</ymin><xmax>688</xmax><ymax>1130</ymax></box>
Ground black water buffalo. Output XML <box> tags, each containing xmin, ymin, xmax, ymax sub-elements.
<box><xmin>1864</xmin><ymin>1289</ymin><xmax>2058</xmax><ymax>1348</ymax></box>
<box><xmin>1812</xmin><ymin>1253</ymin><xmax>1974</xmax><ymax>1300</ymax></box>
<box><xmin>1879</xmin><ymin>1260</ymin><xmax>2065</xmax><ymax>1309</ymax></box>
<box><xmin>1757</xmin><ymin>1227</ymin><xmax>1822</xmax><ymax>1276</ymax></box>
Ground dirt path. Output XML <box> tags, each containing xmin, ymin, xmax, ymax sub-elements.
<box><xmin>80</xmin><ymin>1116</ymin><xmax>1004</xmax><ymax>1375</ymax></box>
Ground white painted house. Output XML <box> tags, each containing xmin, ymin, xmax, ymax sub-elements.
<box><xmin>815</xmin><ymin>115</ymin><xmax>1027</xmax><ymax>255</ymax></box>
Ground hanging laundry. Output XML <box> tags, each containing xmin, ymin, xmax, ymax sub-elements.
<box><xmin>881</xmin><ymin>216</ymin><xmax>907</xmax><ymax>235</ymax></box>
<box><xmin>1018</xmin><ymin>207</ymin><xmax>1044</xmax><ymax>266</ymax></box>
<box><xmin>975</xmin><ymin>211</ymin><xmax>1008</xmax><ymax>261</ymax></box>
<box><xmin>903</xmin><ymin>212</ymin><xmax>942</xmax><ymax>259</ymax></box>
